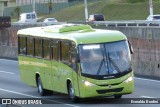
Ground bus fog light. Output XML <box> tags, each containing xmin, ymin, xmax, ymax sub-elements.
<box><xmin>124</xmin><ymin>76</ymin><xmax>133</xmax><ymax>83</ymax></box>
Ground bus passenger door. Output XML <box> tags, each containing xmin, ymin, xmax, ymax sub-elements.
<box><xmin>70</xmin><ymin>43</ymin><xmax>80</xmax><ymax>97</ymax></box>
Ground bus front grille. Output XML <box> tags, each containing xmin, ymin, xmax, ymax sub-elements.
<box><xmin>96</xmin><ymin>88</ymin><xmax>123</xmax><ymax>94</ymax></box>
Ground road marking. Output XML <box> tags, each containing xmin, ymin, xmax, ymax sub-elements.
<box><xmin>0</xmin><ymin>59</ymin><xmax>18</xmax><ymax>63</ymax></box>
<box><xmin>140</xmin><ymin>96</ymin><xmax>155</xmax><ymax>98</ymax></box>
<box><xmin>0</xmin><ymin>71</ymin><xmax>15</xmax><ymax>75</ymax></box>
<box><xmin>0</xmin><ymin>88</ymin><xmax>80</xmax><ymax>107</ymax></box>
<box><xmin>134</xmin><ymin>77</ymin><xmax>160</xmax><ymax>83</ymax></box>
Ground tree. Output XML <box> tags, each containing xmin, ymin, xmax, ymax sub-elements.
<box><xmin>48</xmin><ymin>0</ymin><xmax>53</xmax><ymax>14</ymax></box>
<box><xmin>14</xmin><ymin>6</ymin><xmax>21</xmax><ymax>20</ymax></box>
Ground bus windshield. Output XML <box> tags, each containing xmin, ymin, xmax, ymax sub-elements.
<box><xmin>79</xmin><ymin>40</ymin><xmax>131</xmax><ymax>78</ymax></box>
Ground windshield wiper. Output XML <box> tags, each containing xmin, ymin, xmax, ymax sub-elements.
<box><xmin>108</xmin><ymin>52</ymin><xmax>121</xmax><ymax>73</ymax></box>
<box><xmin>97</xmin><ymin>58</ymin><xmax>104</xmax><ymax>75</ymax></box>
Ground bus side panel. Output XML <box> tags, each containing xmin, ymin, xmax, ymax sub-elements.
<box><xmin>53</xmin><ymin>62</ymin><xmax>69</xmax><ymax>93</ymax></box>
<box><xmin>51</xmin><ymin>61</ymin><xmax>59</xmax><ymax>92</ymax></box>
<box><xmin>43</xmin><ymin>59</ymin><xmax>53</xmax><ymax>90</ymax></box>
<box><xmin>50</xmin><ymin>61</ymin><xmax>80</xmax><ymax>96</ymax></box>
<box><xmin>18</xmin><ymin>56</ymin><xmax>30</xmax><ymax>85</ymax></box>
<box><xmin>72</xmin><ymin>69</ymin><xmax>80</xmax><ymax>97</ymax></box>
<box><xmin>27</xmin><ymin>57</ymin><xmax>36</xmax><ymax>86</ymax></box>
<box><xmin>34</xmin><ymin>58</ymin><xmax>45</xmax><ymax>88</ymax></box>
<box><xmin>18</xmin><ymin>56</ymin><xmax>37</xmax><ymax>87</ymax></box>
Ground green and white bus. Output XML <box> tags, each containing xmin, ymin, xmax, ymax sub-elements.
<box><xmin>18</xmin><ymin>24</ymin><xmax>134</xmax><ymax>102</ymax></box>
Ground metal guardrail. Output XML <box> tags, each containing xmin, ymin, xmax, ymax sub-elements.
<box><xmin>93</xmin><ymin>20</ymin><xmax>160</xmax><ymax>27</ymax></box>
<box><xmin>10</xmin><ymin>20</ymin><xmax>160</xmax><ymax>27</ymax></box>
<box><xmin>11</xmin><ymin>22</ymin><xmax>67</xmax><ymax>26</ymax></box>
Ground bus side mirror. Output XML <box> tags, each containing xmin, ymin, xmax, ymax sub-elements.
<box><xmin>128</xmin><ymin>41</ymin><xmax>134</xmax><ymax>54</ymax></box>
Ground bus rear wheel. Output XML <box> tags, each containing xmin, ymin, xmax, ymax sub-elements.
<box><xmin>37</xmin><ymin>77</ymin><xmax>47</xmax><ymax>96</ymax></box>
<box><xmin>68</xmin><ymin>82</ymin><xmax>79</xmax><ymax>103</ymax></box>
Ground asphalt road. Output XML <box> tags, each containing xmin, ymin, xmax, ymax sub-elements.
<box><xmin>0</xmin><ymin>59</ymin><xmax>160</xmax><ymax>107</ymax></box>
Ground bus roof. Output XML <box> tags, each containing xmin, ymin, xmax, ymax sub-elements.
<box><xmin>17</xmin><ymin>24</ymin><xmax>127</xmax><ymax>45</ymax></box>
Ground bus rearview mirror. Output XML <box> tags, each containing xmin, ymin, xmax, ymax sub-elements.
<box><xmin>128</xmin><ymin>41</ymin><xmax>134</xmax><ymax>54</ymax></box>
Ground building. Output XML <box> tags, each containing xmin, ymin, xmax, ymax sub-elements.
<box><xmin>0</xmin><ymin>0</ymin><xmax>16</xmax><ymax>16</ymax></box>
<box><xmin>16</xmin><ymin>0</ymin><xmax>68</xmax><ymax>5</ymax></box>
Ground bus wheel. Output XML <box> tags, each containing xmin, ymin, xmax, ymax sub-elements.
<box><xmin>68</xmin><ymin>82</ymin><xmax>79</xmax><ymax>103</ymax></box>
<box><xmin>114</xmin><ymin>95</ymin><xmax>122</xmax><ymax>99</ymax></box>
<box><xmin>37</xmin><ymin>77</ymin><xmax>46</xmax><ymax>96</ymax></box>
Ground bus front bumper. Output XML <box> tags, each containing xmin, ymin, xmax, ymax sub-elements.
<box><xmin>79</xmin><ymin>76</ymin><xmax>134</xmax><ymax>98</ymax></box>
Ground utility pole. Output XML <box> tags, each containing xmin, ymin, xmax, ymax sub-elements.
<box><xmin>32</xmin><ymin>0</ymin><xmax>35</xmax><ymax>13</ymax></box>
<box><xmin>84</xmin><ymin>0</ymin><xmax>88</xmax><ymax>22</ymax></box>
<box><xmin>16</xmin><ymin>0</ymin><xmax>19</xmax><ymax>6</ymax></box>
<box><xmin>149</xmin><ymin>0</ymin><xmax>153</xmax><ymax>15</ymax></box>
<box><xmin>7</xmin><ymin>0</ymin><xmax>9</xmax><ymax>5</ymax></box>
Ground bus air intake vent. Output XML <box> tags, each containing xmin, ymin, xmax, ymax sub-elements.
<box><xmin>96</xmin><ymin>88</ymin><xmax>123</xmax><ymax>94</ymax></box>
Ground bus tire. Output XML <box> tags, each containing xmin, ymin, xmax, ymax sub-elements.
<box><xmin>114</xmin><ymin>95</ymin><xmax>122</xmax><ymax>99</ymax></box>
<box><xmin>68</xmin><ymin>82</ymin><xmax>79</xmax><ymax>103</ymax></box>
<box><xmin>37</xmin><ymin>77</ymin><xmax>47</xmax><ymax>96</ymax></box>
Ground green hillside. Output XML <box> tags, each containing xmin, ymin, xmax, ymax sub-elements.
<box><xmin>40</xmin><ymin>0</ymin><xmax>160</xmax><ymax>22</ymax></box>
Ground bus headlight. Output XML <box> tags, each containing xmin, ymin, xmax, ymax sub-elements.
<box><xmin>82</xmin><ymin>80</ymin><xmax>95</xmax><ymax>86</ymax></box>
<box><xmin>124</xmin><ymin>76</ymin><xmax>133</xmax><ymax>83</ymax></box>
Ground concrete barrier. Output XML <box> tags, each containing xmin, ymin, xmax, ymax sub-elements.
<box><xmin>0</xmin><ymin>46</ymin><xmax>17</xmax><ymax>60</ymax></box>
<box><xmin>0</xmin><ymin>25</ymin><xmax>160</xmax><ymax>79</ymax></box>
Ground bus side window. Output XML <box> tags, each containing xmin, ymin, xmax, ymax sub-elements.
<box><xmin>43</xmin><ymin>39</ymin><xmax>51</xmax><ymax>60</ymax></box>
<box><xmin>60</xmin><ymin>41</ymin><xmax>70</xmax><ymax>64</ymax></box>
<box><xmin>27</xmin><ymin>37</ymin><xmax>34</xmax><ymax>56</ymax></box>
<box><xmin>51</xmin><ymin>40</ymin><xmax>59</xmax><ymax>61</ymax></box>
<box><xmin>19</xmin><ymin>36</ymin><xmax>26</xmax><ymax>55</ymax></box>
<box><xmin>35</xmin><ymin>38</ymin><xmax>42</xmax><ymax>58</ymax></box>
<box><xmin>70</xmin><ymin>48</ymin><xmax>78</xmax><ymax>71</ymax></box>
